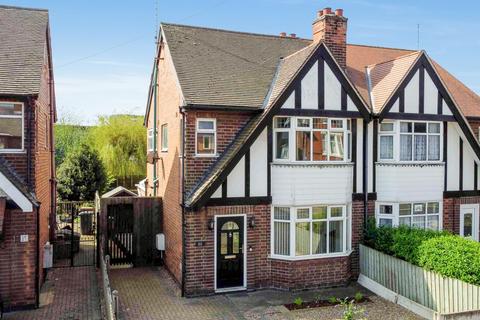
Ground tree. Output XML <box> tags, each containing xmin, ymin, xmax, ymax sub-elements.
<box><xmin>88</xmin><ymin>114</ymin><xmax>146</xmax><ymax>179</ymax></box>
<box><xmin>55</xmin><ymin>124</ymin><xmax>90</xmax><ymax>166</ymax></box>
<box><xmin>57</xmin><ymin>144</ymin><xmax>108</xmax><ymax>201</ymax></box>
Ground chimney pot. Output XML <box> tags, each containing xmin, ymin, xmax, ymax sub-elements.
<box><xmin>335</xmin><ymin>9</ymin><xmax>343</xmax><ymax>16</ymax></box>
<box><xmin>279</xmin><ymin>32</ymin><xmax>287</xmax><ymax>37</ymax></box>
<box><xmin>289</xmin><ymin>33</ymin><xmax>297</xmax><ymax>38</ymax></box>
<box><xmin>317</xmin><ymin>10</ymin><xmax>323</xmax><ymax>18</ymax></box>
<box><xmin>323</xmin><ymin>7</ymin><xmax>332</xmax><ymax>15</ymax></box>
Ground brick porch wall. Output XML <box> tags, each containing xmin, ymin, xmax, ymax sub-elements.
<box><xmin>0</xmin><ymin>207</ymin><xmax>37</xmax><ymax>309</ymax></box>
<box><xmin>183</xmin><ymin>199</ymin><xmax>368</xmax><ymax>296</ymax></box>
<box><xmin>443</xmin><ymin>196</ymin><xmax>480</xmax><ymax>240</ymax></box>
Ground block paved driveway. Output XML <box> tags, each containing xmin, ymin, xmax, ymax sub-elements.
<box><xmin>3</xmin><ymin>266</ymin><xmax>102</xmax><ymax>320</ymax></box>
<box><xmin>110</xmin><ymin>267</ymin><xmax>422</xmax><ymax>320</ymax></box>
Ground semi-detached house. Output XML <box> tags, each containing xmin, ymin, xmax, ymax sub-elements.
<box><xmin>144</xmin><ymin>7</ymin><xmax>480</xmax><ymax>296</ymax></box>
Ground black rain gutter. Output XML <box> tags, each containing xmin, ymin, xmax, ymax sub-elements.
<box><xmin>179</xmin><ymin>106</ymin><xmax>187</xmax><ymax>297</ymax></box>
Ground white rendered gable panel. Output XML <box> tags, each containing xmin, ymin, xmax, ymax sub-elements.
<box><xmin>447</xmin><ymin>122</ymin><xmax>460</xmax><ymax>191</ymax></box>
<box><xmin>324</xmin><ymin>61</ymin><xmax>341</xmax><ymax>110</ymax></box>
<box><xmin>347</xmin><ymin>95</ymin><xmax>357</xmax><ymax>111</ymax></box>
<box><xmin>424</xmin><ymin>71</ymin><xmax>438</xmax><ymax>114</ymax></box>
<box><xmin>463</xmin><ymin>145</ymin><xmax>475</xmax><ymax>191</ymax></box>
<box><xmin>227</xmin><ymin>156</ymin><xmax>245</xmax><ymax>197</ymax></box>
<box><xmin>301</xmin><ymin>60</ymin><xmax>318</xmax><ymax>109</ymax></box>
<box><xmin>442</xmin><ymin>99</ymin><xmax>452</xmax><ymax>116</ymax></box>
<box><xmin>211</xmin><ymin>186</ymin><xmax>222</xmax><ymax>198</ymax></box>
<box><xmin>250</xmin><ymin>129</ymin><xmax>268</xmax><ymax>196</ymax></box>
<box><xmin>281</xmin><ymin>92</ymin><xmax>295</xmax><ymax>109</ymax></box>
<box><xmin>390</xmin><ymin>98</ymin><xmax>399</xmax><ymax>113</ymax></box>
<box><xmin>404</xmin><ymin>70</ymin><xmax>419</xmax><ymax>113</ymax></box>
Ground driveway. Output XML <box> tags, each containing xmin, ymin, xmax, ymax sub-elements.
<box><xmin>3</xmin><ymin>266</ymin><xmax>102</xmax><ymax>320</ymax></box>
<box><xmin>110</xmin><ymin>267</ymin><xmax>423</xmax><ymax>320</ymax></box>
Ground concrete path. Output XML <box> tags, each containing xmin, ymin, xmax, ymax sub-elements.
<box><xmin>3</xmin><ymin>266</ymin><xmax>102</xmax><ymax>320</ymax></box>
<box><xmin>110</xmin><ymin>266</ymin><xmax>423</xmax><ymax>320</ymax></box>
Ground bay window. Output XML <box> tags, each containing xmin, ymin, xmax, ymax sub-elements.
<box><xmin>273</xmin><ymin>116</ymin><xmax>351</xmax><ymax>162</ymax></box>
<box><xmin>0</xmin><ymin>102</ymin><xmax>23</xmax><ymax>152</ymax></box>
<box><xmin>272</xmin><ymin>205</ymin><xmax>351</xmax><ymax>259</ymax></box>
<box><xmin>378</xmin><ymin>120</ymin><xmax>441</xmax><ymax>162</ymax></box>
<box><xmin>376</xmin><ymin>201</ymin><xmax>441</xmax><ymax>231</ymax></box>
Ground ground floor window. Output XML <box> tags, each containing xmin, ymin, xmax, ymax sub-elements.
<box><xmin>376</xmin><ymin>201</ymin><xmax>441</xmax><ymax>231</ymax></box>
<box><xmin>272</xmin><ymin>205</ymin><xmax>351</xmax><ymax>259</ymax></box>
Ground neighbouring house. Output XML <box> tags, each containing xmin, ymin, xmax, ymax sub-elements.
<box><xmin>143</xmin><ymin>7</ymin><xmax>480</xmax><ymax>296</ymax></box>
<box><xmin>0</xmin><ymin>5</ymin><xmax>56</xmax><ymax>309</ymax></box>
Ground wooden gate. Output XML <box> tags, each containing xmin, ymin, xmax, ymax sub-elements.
<box><xmin>106</xmin><ymin>203</ymin><xmax>135</xmax><ymax>265</ymax></box>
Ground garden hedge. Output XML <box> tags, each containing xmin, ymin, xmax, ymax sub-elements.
<box><xmin>364</xmin><ymin>218</ymin><xmax>480</xmax><ymax>286</ymax></box>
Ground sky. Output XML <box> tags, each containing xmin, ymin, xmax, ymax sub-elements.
<box><xmin>3</xmin><ymin>0</ymin><xmax>480</xmax><ymax>124</ymax></box>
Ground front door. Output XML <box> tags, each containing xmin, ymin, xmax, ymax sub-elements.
<box><xmin>460</xmin><ymin>204</ymin><xmax>479</xmax><ymax>241</ymax></box>
<box><xmin>216</xmin><ymin>216</ymin><xmax>245</xmax><ymax>290</ymax></box>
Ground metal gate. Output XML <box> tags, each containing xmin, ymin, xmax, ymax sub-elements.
<box><xmin>53</xmin><ymin>201</ymin><xmax>97</xmax><ymax>267</ymax></box>
<box><xmin>106</xmin><ymin>203</ymin><xmax>135</xmax><ymax>265</ymax></box>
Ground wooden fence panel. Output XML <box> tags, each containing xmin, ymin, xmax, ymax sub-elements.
<box><xmin>360</xmin><ymin>245</ymin><xmax>480</xmax><ymax>314</ymax></box>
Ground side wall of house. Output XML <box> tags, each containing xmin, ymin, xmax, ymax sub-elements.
<box><xmin>0</xmin><ymin>207</ymin><xmax>37</xmax><ymax>309</ymax></box>
<box><xmin>145</xmin><ymin>39</ymin><xmax>183</xmax><ymax>283</ymax></box>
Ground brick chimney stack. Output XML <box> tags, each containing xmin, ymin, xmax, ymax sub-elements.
<box><xmin>312</xmin><ymin>7</ymin><xmax>347</xmax><ymax>69</ymax></box>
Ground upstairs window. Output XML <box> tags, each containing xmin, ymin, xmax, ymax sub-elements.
<box><xmin>147</xmin><ymin>128</ymin><xmax>154</xmax><ymax>151</ymax></box>
<box><xmin>0</xmin><ymin>102</ymin><xmax>23</xmax><ymax>152</ymax></box>
<box><xmin>273</xmin><ymin>116</ymin><xmax>351</xmax><ymax>163</ymax></box>
<box><xmin>161</xmin><ymin>124</ymin><xmax>168</xmax><ymax>151</ymax></box>
<box><xmin>196</xmin><ymin>119</ymin><xmax>216</xmax><ymax>156</ymax></box>
<box><xmin>378</xmin><ymin>120</ymin><xmax>441</xmax><ymax>162</ymax></box>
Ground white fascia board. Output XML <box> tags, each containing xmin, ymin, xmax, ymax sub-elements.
<box><xmin>0</xmin><ymin>172</ymin><xmax>33</xmax><ymax>212</ymax></box>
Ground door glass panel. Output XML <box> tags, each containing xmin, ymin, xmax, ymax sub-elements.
<box><xmin>463</xmin><ymin>213</ymin><xmax>473</xmax><ymax>237</ymax></box>
<box><xmin>221</xmin><ymin>221</ymin><xmax>239</xmax><ymax>230</ymax></box>
<box><xmin>232</xmin><ymin>232</ymin><xmax>240</xmax><ymax>254</ymax></box>
<box><xmin>221</xmin><ymin>233</ymin><xmax>228</xmax><ymax>255</ymax></box>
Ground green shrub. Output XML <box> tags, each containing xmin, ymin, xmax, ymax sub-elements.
<box><xmin>418</xmin><ymin>236</ymin><xmax>480</xmax><ymax>286</ymax></box>
<box><xmin>293</xmin><ymin>297</ymin><xmax>303</xmax><ymax>307</ymax></box>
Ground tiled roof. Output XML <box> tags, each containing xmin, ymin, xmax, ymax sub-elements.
<box><xmin>185</xmin><ymin>43</ymin><xmax>321</xmax><ymax>207</ymax></box>
<box><xmin>162</xmin><ymin>23</ymin><xmax>310</xmax><ymax>108</ymax></box>
<box><xmin>367</xmin><ymin>51</ymin><xmax>421</xmax><ymax>113</ymax></box>
<box><xmin>0</xmin><ymin>5</ymin><xmax>48</xmax><ymax>95</ymax></box>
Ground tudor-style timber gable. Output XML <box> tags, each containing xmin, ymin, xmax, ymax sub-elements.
<box><xmin>371</xmin><ymin>51</ymin><xmax>480</xmax><ymax>199</ymax></box>
<box><xmin>202</xmin><ymin>43</ymin><xmax>371</xmax><ymax>209</ymax></box>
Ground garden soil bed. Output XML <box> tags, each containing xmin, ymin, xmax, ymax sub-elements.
<box><xmin>285</xmin><ymin>297</ymin><xmax>371</xmax><ymax>311</ymax></box>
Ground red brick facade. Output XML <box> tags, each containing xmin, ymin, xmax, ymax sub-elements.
<box><xmin>182</xmin><ymin>200</ymin><xmax>370</xmax><ymax>296</ymax></box>
<box><xmin>443</xmin><ymin>196</ymin><xmax>480</xmax><ymax>240</ymax></box>
<box><xmin>0</xmin><ymin>36</ymin><xmax>55</xmax><ymax>309</ymax></box>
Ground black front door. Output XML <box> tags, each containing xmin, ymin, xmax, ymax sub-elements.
<box><xmin>216</xmin><ymin>216</ymin><xmax>244</xmax><ymax>289</ymax></box>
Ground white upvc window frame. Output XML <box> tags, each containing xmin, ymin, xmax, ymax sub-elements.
<box><xmin>0</xmin><ymin>101</ymin><xmax>24</xmax><ymax>153</ymax></box>
<box><xmin>195</xmin><ymin>118</ymin><xmax>217</xmax><ymax>157</ymax></box>
<box><xmin>378</xmin><ymin>120</ymin><xmax>442</xmax><ymax>164</ymax></box>
<box><xmin>378</xmin><ymin>121</ymin><xmax>395</xmax><ymax>161</ymax></box>
<box><xmin>147</xmin><ymin>128</ymin><xmax>154</xmax><ymax>152</ymax></box>
<box><xmin>271</xmin><ymin>204</ymin><xmax>352</xmax><ymax>261</ymax></box>
<box><xmin>375</xmin><ymin>201</ymin><xmax>443</xmax><ymax>231</ymax></box>
<box><xmin>272</xmin><ymin>116</ymin><xmax>351</xmax><ymax>163</ymax></box>
<box><xmin>161</xmin><ymin>123</ymin><xmax>168</xmax><ymax>152</ymax></box>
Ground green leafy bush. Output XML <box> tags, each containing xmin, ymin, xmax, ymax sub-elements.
<box><xmin>364</xmin><ymin>223</ymin><xmax>480</xmax><ymax>286</ymax></box>
<box><xmin>418</xmin><ymin>236</ymin><xmax>480</xmax><ymax>286</ymax></box>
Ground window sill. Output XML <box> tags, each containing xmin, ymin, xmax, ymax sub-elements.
<box><xmin>269</xmin><ymin>250</ymin><xmax>354</xmax><ymax>261</ymax></box>
<box><xmin>0</xmin><ymin>149</ymin><xmax>26</xmax><ymax>154</ymax></box>
<box><xmin>194</xmin><ymin>154</ymin><xmax>218</xmax><ymax>158</ymax></box>
<box><xmin>376</xmin><ymin>161</ymin><xmax>444</xmax><ymax>167</ymax></box>
<box><xmin>271</xmin><ymin>162</ymin><xmax>354</xmax><ymax>167</ymax></box>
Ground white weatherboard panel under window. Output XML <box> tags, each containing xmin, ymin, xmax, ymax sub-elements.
<box><xmin>424</xmin><ymin>71</ymin><xmax>438</xmax><ymax>114</ymax></box>
<box><xmin>356</xmin><ymin>119</ymin><xmax>363</xmax><ymax>193</ymax></box>
<box><xmin>447</xmin><ymin>122</ymin><xmax>460</xmax><ymax>191</ymax></box>
<box><xmin>271</xmin><ymin>165</ymin><xmax>352</xmax><ymax>206</ymax></box>
<box><xmin>404</xmin><ymin>70</ymin><xmax>419</xmax><ymax>113</ymax></box>
<box><xmin>347</xmin><ymin>95</ymin><xmax>356</xmax><ymax>111</ymax></box>
<box><xmin>227</xmin><ymin>156</ymin><xmax>245</xmax><ymax>197</ymax></box>
<box><xmin>301</xmin><ymin>60</ymin><xmax>318</xmax><ymax>109</ymax></box>
<box><xmin>211</xmin><ymin>186</ymin><xmax>222</xmax><ymax>198</ymax></box>
<box><xmin>250</xmin><ymin>129</ymin><xmax>268</xmax><ymax>196</ymax></box>
<box><xmin>376</xmin><ymin>165</ymin><xmax>443</xmax><ymax>202</ymax></box>
<box><xmin>281</xmin><ymin>92</ymin><xmax>295</xmax><ymax>109</ymax></box>
<box><xmin>324</xmin><ymin>61</ymin><xmax>341</xmax><ymax>110</ymax></box>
